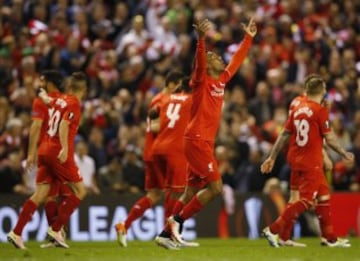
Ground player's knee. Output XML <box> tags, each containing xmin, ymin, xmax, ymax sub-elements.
<box><xmin>30</xmin><ymin>193</ymin><xmax>47</xmax><ymax>205</ymax></box>
<box><xmin>147</xmin><ymin>191</ymin><xmax>162</xmax><ymax>203</ymax></box>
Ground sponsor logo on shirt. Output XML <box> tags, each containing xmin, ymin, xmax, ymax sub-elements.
<box><xmin>210</xmin><ymin>84</ymin><xmax>225</xmax><ymax>97</ymax></box>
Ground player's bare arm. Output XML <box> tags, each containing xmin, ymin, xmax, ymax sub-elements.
<box><xmin>25</xmin><ymin>119</ymin><xmax>43</xmax><ymax>172</ymax></box>
<box><xmin>324</xmin><ymin>131</ymin><xmax>354</xmax><ymax>162</ymax></box>
<box><xmin>58</xmin><ymin>119</ymin><xmax>70</xmax><ymax>163</ymax></box>
<box><xmin>193</xmin><ymin>19</ymin><xmax>211</xmax><ymax>39</ymax></box>
<box><xmin>261</xmin><ymin>130</ymin><xmax>290</xmax><ymax>174</ymax></box>
<box><xmin>241</xmin><ymin>17</ymin><xmax>257</xmax><ymax>37</ymax></box>
<box><xmin>322</xmin><ymin>147</ymin><xmax>333</xmax><ymax>171</ymax></box>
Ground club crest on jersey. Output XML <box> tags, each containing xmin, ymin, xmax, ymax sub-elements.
<box><xmin>325</xmin><ymin>120</ymin><xmax>330</xmax><ymax>129</ymax></box>
<box><xmin>208</xmin><ymin>162</ymin><xmax>214</xmax><ymax>172</ymax></box>
<box><xmin>210</xmin><ymin>84</ymin><xmax>224</xmax><ymax>97</ymax></box>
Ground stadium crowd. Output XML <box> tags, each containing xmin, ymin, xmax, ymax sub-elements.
<box><xmin>0</xmin><ymin>0</ymin><xmax>359</xmax><ymax>195</ymax></box>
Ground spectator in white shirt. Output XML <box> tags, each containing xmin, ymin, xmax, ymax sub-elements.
<box><xmin>74</xmin><ymin>140</ymin><xmax>100</xmax><ymax>195</ymax></box>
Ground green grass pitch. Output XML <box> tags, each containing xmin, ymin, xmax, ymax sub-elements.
<box><xmin>1</xmin><ymin>238</ymin><xmax>359</xmax><ymax>261</ymax></box>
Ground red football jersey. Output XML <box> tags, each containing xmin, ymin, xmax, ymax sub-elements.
<box><xmin>185</xmin><ymin>34</ymin><xmax>252</xmax><ymax>142</ymax></box>
<box><xmin>285</xmin><ymin>99</ymin><xmax>331</xmax><ymax>171</ymax></box>
<box><xmin>45</xmin><ymin>94</ymin><xmax>82</xmax><ymax>157</ymax></box>
<box><xmin>143</xmin><ymin>92</ymin><xmax>169</xmax><ymax>161</ymax></box>
<box><xmin>31</xmin><ymin>91</ymin><xmax>62</xmax><ymax>155</ymax></box>
<box><xmin>152</xmin><ymin>92</ymin><xmax>192</xmax><ymax>155</ymax></box>
<box><xmin>288</xmin><ymin>95</ymin><xmax>307</xmax><ymax>115</ymax></box>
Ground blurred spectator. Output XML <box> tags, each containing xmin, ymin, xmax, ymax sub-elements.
<box><xmin>0</xmin><ymin>150</ymin><xmax>29</xmax><ymax>194</ymax></box>
<box><xmin>121</xmin><ymin>144</ymin><xmax>144</xmax><ymax>194</ymax></box>
<box><xmin>98</xmin><ymin>156</ymin><xmax>123</xmax><ymax>192</ymax></box>
<box><xmin>0</xmin><ymin>118</ymin><xmax>24</xmax><ymax>164</ymax></box>
<box><xmin>74</xmin><ymin>140</ymin><xmax>100</xmax><ymax>195</ymax></box>
<box><xmin>88</xmin><ymin>126</ymin><xmax>108</xmax><ymax>171</ymax></box>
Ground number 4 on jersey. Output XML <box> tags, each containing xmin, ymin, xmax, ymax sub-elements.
<box><xmin>166</xmin><ymin>103</ymin><xmax>181</xmax><ymax>128</ymax></box>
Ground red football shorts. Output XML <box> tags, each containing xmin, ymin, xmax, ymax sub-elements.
<box><xmin>38</xmin><ymin>153</ymin><xmax>82</xmax><ymax>183</ymax></box>
<box><xmin>153</xmin><ymin>154</ymin><xmax>187</xmax><ymax>192</ymax></box>
<box><xmin>48</xmin><ymin>180</ymin><xmax>73</xmax><ymax>198</ymax></box>
<box><xmin>289</xmin><ymin>171</ymin><xmax>301</xmax><ymax>191</ymax></box>
<box><xmin>144</xmin><ymin>159</ymin><xmax>165</xmax><ymax>190</ymax></box>
<box><xmin>184</xmin><ymin>138</ymin><xmax>221</xmax><ymax>188</ymax></box>
<box><xmin>295</xmin><ymin>169</ymin><xmax>330</xmax><ymax>202</ymax></box>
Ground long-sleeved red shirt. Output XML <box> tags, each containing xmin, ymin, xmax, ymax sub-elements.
<box><xmin>185</xmin><ymin>34</ymin><xmax>253</xmax><ymax>142</ymax></box>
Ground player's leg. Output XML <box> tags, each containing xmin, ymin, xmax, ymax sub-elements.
<box><xmin>263</xmin><ymin>170</ymin><xmax>317</xmax><ymax>247</ymax></box>
<box><xmin>47</xmin><ymin>161</ymin><xmax>85</xmax><ymax>248</ymax></box>
<box><xmin>8</xmin><ymin>182</ymin><xmax>50</xmax><ymax>249</ymax></box>
<box><xmin>116</xmin><ymin>159</ymin><xmax>164</xmax><ymax>247</ymax></box>
<box><xmin>315</xmin><ymin>181</ymin><xmax>350</xmax><ymax>247</ymax></box>
<box><xmin>44</xmin><ymin>181</ymin><xmax>62</xmax><ymax>226</ymax></box>
<box><xmin>278</xmin><ymin>172</ymin><xmax>306</xmax><ymax>247</ymax></box>
<box><xmin>169</xmin><ymin>139</ymin><xmax>222</xmax><ymax>243</ymax></box>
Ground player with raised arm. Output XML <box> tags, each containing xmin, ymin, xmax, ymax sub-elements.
<box><xmin>115</xmin><ymin>71</ymin><xmax>184</xmax><ymax>247</ymax></box>
<box><xmin>7</xmin><ymin>70</ymin><xmax>71</xmax><ymax>250</ymax></box>
<box><xmin>166</xmin><ymin>18</ymin><xmax>256</xmax><ymax>245</ymax></box>
<box><xmin>261</xmin><ymin>74</ymin><xmax>353</xmax><ymax>248</ymax></box>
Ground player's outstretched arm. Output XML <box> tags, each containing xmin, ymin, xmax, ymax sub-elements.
<box><xmin>58</xmin><ymin>119</ymin><xmax>70</xmax><ymax>163</ymax></box>
<box><xmin>192</xmin><ymin>19</ymin><xmax>211</xmax><ymax>83</ymax></box>
<box><xmin>225</xmin><ymin>17</ymin><xmax>256</xmax><ymax>79</ymax></box>
<box><xmin>260</xmin><ymin>130</ymin><xmax>290</xmax><ymax>174</ymax></box>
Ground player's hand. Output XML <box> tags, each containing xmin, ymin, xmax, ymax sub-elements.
<box><xmin>241</xmin><ymin>17</ymin><xmax>257</xmax><ymax>37</ymax></box>
<box><xmin>58</xmin><ymin>148</ymin><xmax>68</xmax><ymax>163</ymax></box>
<box><xmin>260</xmin><ymin>157</ymin><xmax>275</xmax><ymax>174</ymax></box>
<box><xmin>38</xmin><ymin>88</ymin><xmax>52</xmax><ymax>105</ymax></box>
<box><xmin>343</xmin><ymin>151</ymin><xmax>354</xmax><ymax>163</ymax></box>
<box><xmin>25</xmin><ymin>155</ymin><xmax>35</xmax><ymax>173</ymax></box>
<box><xmin>193</xmin><ymin>19</ymin><xmax>212</xmax><ymax>39</ymax></box>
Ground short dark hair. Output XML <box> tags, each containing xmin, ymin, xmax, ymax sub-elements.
<box><xmin>69</xmin><ymin>71</ymin><xmax>87</xmax><ymax>92</ymax></box>
<box><xmin>165</xmin><ymin>70</ymin><xmax>184</xmax><ymax>87</ymax></box>
<box><xmin>304</xmin><ymin>74</ymin><xmax>325</xmax><ymax>96</ymax></box>
<box><xmin>42</xmin><ymin>70</ymin><xmax>64</xmax><ymax>92</ymax></box>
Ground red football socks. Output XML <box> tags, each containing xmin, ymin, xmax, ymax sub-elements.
<box><xmin>125</xmin><ymin>196</ymin><xmax>152</xmax><ymax>230</ymax></box>
<box><xmin>13</xmin><ymin>199</ymin><xmax>38</xmax><ymax>236</ymax></box>
<box><xmin>51</xmin><ymin>194</ymin><xmax>81</xmax><ymax>232</ymax></box>
<box><xmin>279</xmin><ymin>203</ymin><xmax>294</xmax><ymax>241</ymax></box>
<box><xmin>315</xmin><ymin>200</ymin><xmax>337</xmax><ymax>242</ymax></box>
<box><xmin>44</xmin><ymin>200</ymin><xmax>58</xmax><ymax>226</ymax></box>
<box><xmin>270</xmin><ymin>200</ymin><xmax>308</xmax><ymax>234</ymax></box>
<box><xmin>179</xmin><ymin>196</ymin><xmax>204</xmax><ymax>221</ymax></box>
<box><xmin>171</xmin><ymin>199</ymin><xmax>185</xmax><ymax>216</ymax></box>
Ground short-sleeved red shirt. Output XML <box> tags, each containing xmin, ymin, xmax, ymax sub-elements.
<box><xmin>152</xmin><ymin>92</ymin><xmax>192</xmax><ymax>155</ymax></box>
<box><xmin>285</xmin><ymin>99</ymin><xmax>331</xmax><ymax>171</ymax></box>
<box><xmin>143</xmin><ymin>92</ymin><xmax>169</xmax><ymax>161</ymax></box>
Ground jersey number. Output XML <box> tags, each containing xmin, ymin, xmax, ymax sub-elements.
<box><xmin>47</xmin><ymin>108</ymin><xmax>61</xmax><ymax>137</ymax></box>
<box><xmin>166</xmin><ymin>103</ymin><xmax>181</xmax><ymax>128</ymax></box>
<box><xmin>294</xmin><ymin>119</ymin><xmax>309</xmax><ymax>147</ymax></box>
